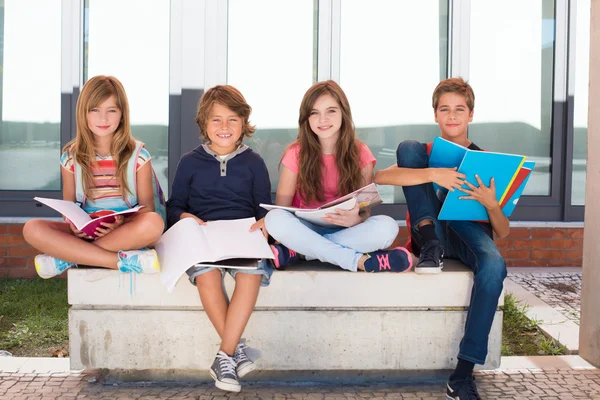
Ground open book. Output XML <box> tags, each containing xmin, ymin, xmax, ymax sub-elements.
<box><xmin>155</xmin><ymin>217</ymin><xmax>274</xmax><ymax>293</ymax></box>
<box><xmin>260</xmin><ymin>183</ymin><xmax>382</xmax><ymax>227</ymax></box>
<box><xmin>428</xmin><ymin>137</ymin><xmax>536</xmax><ymax>221</ymax></box>
<box><xmin>33</xmin><ymin>197</ymin><xmax>143</xmax><ymax>238</ymax></box>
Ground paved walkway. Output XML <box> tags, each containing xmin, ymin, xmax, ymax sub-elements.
<box><xmin>0</xmin><ymin>356</ymin><xmax>598</xmax><ymax>399</ymax></box>
<box><xmin>1</xmin><ymin>365</ymin><xmax>600</xmax><ymax>399</ymax></box>
<box><xmin>508</xmin><ymin>267</ymin><xmax>582</xmax><ymax>324</ymax></box>
<box><xmin>506</xmin><ymin>267</ymin><xmax>583</xmax><ymax>354</ymax></box>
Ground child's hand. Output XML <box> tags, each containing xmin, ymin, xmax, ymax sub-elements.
<box><xmin>322</xmin><ymin>202</ymin><xmax>362</xmax><ymax>227</ymax></box>
<box><xmin>431</xmin><ymin>168</ymin><xmax>466</xmax><ymax>191</ymax></box>
<box><xmin>250</xmin><ymin>217</ymin><xmax>269</xmax><ymax>240</ymax></box>
<box><xmin>94</xmin><ymin>215</ymin><xmax>125</xmax><ymax>239</ymax></box>
<box><xmin>67</xmin><ymin>220</ymin><xmax>93</xmax><ymax>240</ymax></box>
<box><xmin>458</xmin><ymin>174</ymin><xmax>500</xmax><ymax>211</ymax></box>
<box><xmin>181</xmin><ymin>212</ymin><xmax>206</xmax><ymax>226</ymax></box>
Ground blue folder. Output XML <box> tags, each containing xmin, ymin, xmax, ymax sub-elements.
<box><xmin>428</xmin><ymin>137</ymin><xmax>535</xmax><ymax>221</ymax></box>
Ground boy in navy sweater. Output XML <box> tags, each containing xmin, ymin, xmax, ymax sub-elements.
<box><xmin>167</xmin><ymin>85</ymin><xmax>272</xmax><ymax>393</ymax></box>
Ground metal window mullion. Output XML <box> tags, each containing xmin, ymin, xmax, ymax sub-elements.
<box><xmin>205</xmin><ymin>0</ymin><xmax>227</xmax><ymax>88</ymax></box>
<box><xmin>553</xmin><ymin>0</ymin><xmax>571</xmax><ymax>218</ymax></box>
<box><xmin>329</xmin><ymin>0</ymin><xmax>341</xmax><ymax>82</ymax></box>
<box><xmin>317</xmin><ymin>0</ymin><xmax>332</xmax><ymax>81</ymax></box>
<box><xmin>564</xmin><ymin>0</ymin><xmax>579</xmax><ymax>219</ymax></box>
<box><xmin>448</xmin><ymin>0</ymin><xmax>470</xmax><ymax>79</ymax></box>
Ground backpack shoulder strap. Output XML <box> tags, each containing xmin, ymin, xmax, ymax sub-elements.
<box><xmin>73</xmin><ymin>152</ymin><xmax>86</xmax><ymax>207</ymax></box>
<box><xmin>426</xmin><ymin>142</ymin><xmax>433</xmax><ymax>156</ymax></box>
<box><xmin>123</xmin><ymin>141</ymin><xmax>144</xmax><ymax>207</ymax></box>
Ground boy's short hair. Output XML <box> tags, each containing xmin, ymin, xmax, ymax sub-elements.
<box><xmin>196</xmin><ymin>85</ymin><xmax>256</xmax><ymax>140</ymax></box>
<box><xmin>432</xmin><ymin>77</ymin><xmax>475</xmax><ymax>111</ymax></box>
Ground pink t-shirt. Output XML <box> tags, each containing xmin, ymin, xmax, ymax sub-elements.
<box><xmin>281</xmin><ymin>142</ymin><xmax>376</xmax><ymax>209</ymax></box>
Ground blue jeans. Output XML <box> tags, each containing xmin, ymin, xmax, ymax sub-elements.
<box><xmin>265</xmin><ymin>209</ymin><xmax>399</xmax><ymax>272</ymax></box>
<box><xmin>397</xmin><ymin>140</ymin><xmax>507</xmax><ymax>365</ymax></box>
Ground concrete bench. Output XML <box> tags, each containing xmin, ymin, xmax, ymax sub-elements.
<box><xmin>67</xmin><ymin>260</ymin><xmax>503</xmax><ymax>380</ymax></box>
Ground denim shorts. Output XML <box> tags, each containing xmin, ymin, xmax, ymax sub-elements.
<box><xmin>185</xmin><ymin>259</ymin><xmax>274</xmax><ymax>287</ymax></box>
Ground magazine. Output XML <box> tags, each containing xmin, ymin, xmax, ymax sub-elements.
<box><xmin>33</xmin><ymin>197</ymin><xmax>143</xmax><ymax>238</ymax></box>
<box><xmin>155</xmin><ymin>217</ymin><xmax>274</xmax><ymax>293</ymax></box>
<box><xmin>260</xmin><ymin>183</ymin><xmax>382</xmax><ymax>227</ymax></box>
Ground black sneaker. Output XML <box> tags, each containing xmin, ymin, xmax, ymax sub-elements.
<box><xmin>446</xmin><ymin>376</ymin><xmax>481</xmax><ymax>399</ymax></box>
<box><xmin>209</xmin><ymin>351</ymin><xmax>241</xmax><ymax>392</ymax></box>
<box><xmin>414</xmin><ymin>240</ymin><xmax>443</xmax><ymax>274</ymax></box>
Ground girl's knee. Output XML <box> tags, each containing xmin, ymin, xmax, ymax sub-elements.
<box><xmin>264</xmin><ymin>209</ymin><xmax>292</xmax><ymax>235</ymax></box>
<box><xmin>370</xmin><ymin>215</ymin><xmax>399</xmax><ymax>238</ymax></box>
<box><xmin>23</xmin><ymin>219</ymin><xmax>45</xmax><ymax>243</ymax></box>
<box><xmin>134</xmin><ymin>212</ymin><xmax>165</xmax><ymax>239</ymax></box>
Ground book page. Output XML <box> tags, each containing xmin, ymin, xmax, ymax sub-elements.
<box><xmin>319</xmin><ymin>183</ymin><xmax>381</xmax><ymax>209</ymax></box>
<box><xmin>202</xmin><ymin>218</ymin><xmax>275</xmax><ymax>261</ymax></box>
<box><xmin>33</xmin><ymin>197</ymin><xmax>92</xmax><ymax>228</ymax></box>
<box><xmin>156</xmin><ymin>218</ymin><xmax>213</xmax><ymax>293</ymax></box>
<box><xmin>295</xmin><ymin>197</ymin><xmax>357</xmax><ymax>227</ymax></box>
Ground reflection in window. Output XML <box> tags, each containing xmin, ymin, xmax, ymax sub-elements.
<box><xmin>469</xmin><ymin>1</ymin><xmax>555</xmax><ymax>196</ymax></box>
<box><xmin>572</xmin><ymin>0</ymin><xmax>590</xmax><ymax>206</ymax></box>
<box><xmin>339</xmin><ymin>0</ymin><xmax>449</xmax><ymax>204</ymax></box>
<box><xmin>84</xmin><ymin>0</ymin><xmax>170</xmax><ymax>195</ymax></box>
<box><xmin>227</xmin><ymin>0</ymin><xmax>316</xmax><ymax>193</ymax></box>
<box><xmin>0</xmin><ymin>0</ymin><xmax>61</xmax><ymax>190</ymax></box>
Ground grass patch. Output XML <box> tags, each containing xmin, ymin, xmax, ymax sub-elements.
<box><xmin>0</xmin><ymin>279</ymin><xmax>69</xmax><ymax>357</ymax></box>
<box><xmin>502</xmin><ymin>293</ymin><xmax>567</xmax><ymax>356</ymax></box>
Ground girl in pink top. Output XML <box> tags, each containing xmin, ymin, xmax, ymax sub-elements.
<box><xmin>264</xmin><ymin>81</ymin><xmax>413</xmax><ymax>273</ymax></box>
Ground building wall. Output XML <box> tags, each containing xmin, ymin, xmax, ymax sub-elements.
<box><xmin>0</xmin><ymin>223</ymin><xmax>584</xmax><ymax>279</ymax></box>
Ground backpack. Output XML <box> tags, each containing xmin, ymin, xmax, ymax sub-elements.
<box><xmin>74</xmin><ymin>141</ymin><xmax>167</xmax><ymax>224</ymax></box>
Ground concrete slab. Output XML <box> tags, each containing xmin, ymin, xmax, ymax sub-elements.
<box><xmin>69</xmin><ymin>309</ymin><xmax>502</xmax><ymax>374</ymax></box>
<box><xmin>68</xmin><ymin>260</ymin><xmax>502</xmax><ymax>309</ymax></box>
<box><xmin>498</xmin><ymin>355</ymin><xmax>596</xmax><ymax>370</ymax></box>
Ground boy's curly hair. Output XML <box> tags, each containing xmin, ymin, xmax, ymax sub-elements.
<box><xmin>196</xmin><ymin>85</ymin><xmax>255</xmax><ymax>142</ymax></box>
<box><xmin>432</xmin><ymin>77</ymin><xmax>475</xmax><ymax>111</ymax></box>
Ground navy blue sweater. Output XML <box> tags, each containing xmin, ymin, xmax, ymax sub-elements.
<box><xmin>166</xmin><ymin>144</ymin><xmax>272</xmax><ymax>228</ymax></box>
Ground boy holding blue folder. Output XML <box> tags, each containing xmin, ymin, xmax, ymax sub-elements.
<box><xmin>375</xmin><ymin>77</ymin><xmax>509</xmax><ymax>400</ymax></box>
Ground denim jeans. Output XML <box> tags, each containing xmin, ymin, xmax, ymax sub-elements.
<box><xmin>264</xmin><ymin>208</ymin><xmax>399</xmax><ymax>272</ymax></box>
<box><xmin>397</xmin><ymin>139</ymin><xmax>507</xmax><ymax>365</ymax></box>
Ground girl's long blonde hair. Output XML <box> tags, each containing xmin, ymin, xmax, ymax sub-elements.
<box><xmin>291</xmin><ymin>80</ymin><xmax>362</xmax><ymax>204</ymax></box>
<box><xmin>63</xmin><ymin>75</ymin><xmax>135</xmax><ymax>201</ymax></box>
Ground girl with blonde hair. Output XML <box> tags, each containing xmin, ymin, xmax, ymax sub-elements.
<box><xmin>23</xmin><ymin>75</ymin><xmax>164</xmax><ymax>278</ymax></box>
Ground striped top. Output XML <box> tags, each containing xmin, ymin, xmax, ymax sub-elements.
<box><xmin>60</xmin><ymin>147</ymin><xmax>151</xmax><ymax>213</ymax></box>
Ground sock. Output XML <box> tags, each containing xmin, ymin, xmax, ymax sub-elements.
<box><xmin>417</xmin><ymin>223</ymin><xmax>438</xmax><ymax>243</ymax></box>
<box><xmin>450</xmin><ymin>358</ymin><xmax>475</xmax><ymax>382</ymax></box>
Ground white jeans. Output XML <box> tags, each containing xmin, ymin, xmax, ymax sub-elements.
<box><xmin>264</xmin><ymin>209</ymin><xmax>399</xmax><ymax>272</ymax></box>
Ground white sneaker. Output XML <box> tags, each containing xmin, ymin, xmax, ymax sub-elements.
<box><xmin>34</xmin><ymin>254</ymin><xmax>76</xmax><ymax>279</ymax></box>
<box><xmin>117</xmin><ymin>249</ymin><xmax>160</xmax><ymax>274</ymax></box>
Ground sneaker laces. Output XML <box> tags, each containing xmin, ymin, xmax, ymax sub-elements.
<box><xmin>462</xmin><ymin>376</ymin><xmax>481</xmax><ymax>399</ymax></box>
<box><xmin>216</xmin><ymin>352</ymin><xmax>237</xmax><ymax>376</ymax></box>
<box><xmin>52</xmin><ymin>258</ymin><xmax>75</xmax><ymax>274</ymax></box>
<box><xmin>375</xmin><ymin>253</ymin><xmax>391</xmax><ymax>271</ymax></box>
<box><xmin>234</xmin><ymin>342</ymin><xmax>251</xmax><ymax>364</ymax></box>
<box><xmin>420</xmin><ymin>241</ymin><xmax>443</xmax><ymax>263</ymax></box>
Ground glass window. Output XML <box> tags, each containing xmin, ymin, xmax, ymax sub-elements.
<box><xmin>469</xmin><ymin>1</ymin><xmax>555</xmax><ymax>196</ymax></box>
<box><xmin>0</xmin><ymin>0</ymin><xmax>62</xmax><ymax>191</ymax></box>
<box><xmin>572</xmin><ymin>0</ymin><xmax>590</xmax><ymax>206</ymax></box>
<box><xmin>84</xmin><ymin>0</ymin><xmax>170</xmax><ymax>195</ymax></box>
<box><xmin>339</xmin><ymin>0</ymin><xmax>449</xmax><ymax>203</ymax></box>
<box><xmin>227</xmin><ymin>0</ymin><xmax>316</xmax><ymax>192</ymax></box>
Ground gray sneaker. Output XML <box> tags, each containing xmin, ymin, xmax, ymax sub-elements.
<box><xmin>209</xmin><ymin>351</ymin><xmax>241</xmax><ymax>392</ymax></box>
<box><xmin>234</xmin><ymin>340</ymin><xmax>256</xmax><ymax>378</ymax></box>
